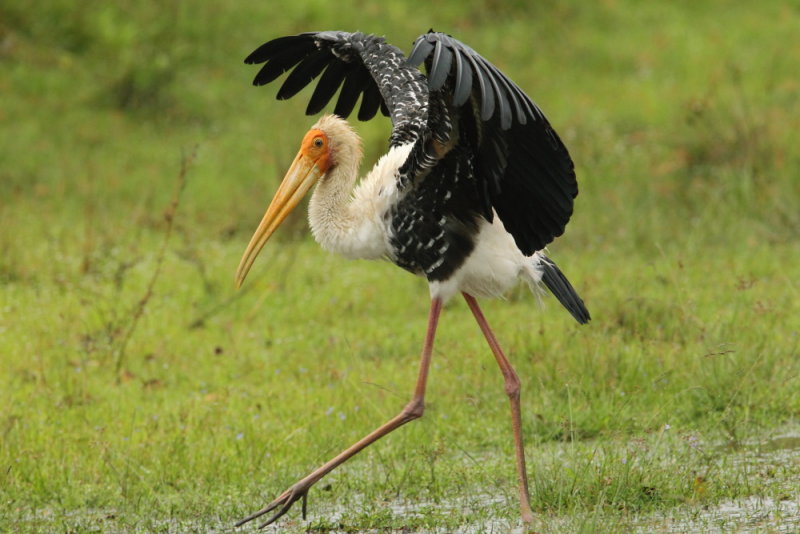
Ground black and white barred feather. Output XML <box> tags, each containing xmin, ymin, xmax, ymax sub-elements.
<box><xmin>388</xmin><ymin>145</ymin><xmax>483</xmax><ymax>281</ymax></box>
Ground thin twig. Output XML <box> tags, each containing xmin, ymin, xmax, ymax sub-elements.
<box><xmin>114</xmin><ymin>147</ymin><xmax>194</xmax><ymax>379</ymax></box>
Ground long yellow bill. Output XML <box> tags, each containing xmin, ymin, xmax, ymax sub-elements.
<box><xmin>235</xmin><ymin>152</ymin><xmax>323</xmax><ymax>288</ymax></box>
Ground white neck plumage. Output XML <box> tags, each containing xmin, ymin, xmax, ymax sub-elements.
<box><xmin>307</xmin><ymin>115</ymin><xmax>368</xmax><ymax>258</ymax></box>
<box><xmin>307</xmin><ymin>115</ymin><xmax>414</xmax><ymax>261</ymax></box>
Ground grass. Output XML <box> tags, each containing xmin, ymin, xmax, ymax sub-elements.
<box><xmin>1</xmin><ymin>1</ymin><xmax>799</xmax><ymax>532</ymax></box>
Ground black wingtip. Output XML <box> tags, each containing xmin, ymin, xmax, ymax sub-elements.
<box><xmin>539</xmin><ymin>256</ymin><xmax>590</xmax><ymax>325</ymax></box>
<box><xmin>244</xmin><ymin>49</ymin><xmax>261</xmax><ymax>65</ymax></box>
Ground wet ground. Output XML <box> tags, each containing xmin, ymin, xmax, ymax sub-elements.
<box><xmin>15</xmin><ymin>430</ymin><xmax>800</xmax><ymax>533</ymax></box>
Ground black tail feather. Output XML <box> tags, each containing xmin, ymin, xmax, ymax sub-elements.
<box><xmin>539</xmin><ymin>256</ymin><xmax>590</xmax><ymax>324</ymax></box>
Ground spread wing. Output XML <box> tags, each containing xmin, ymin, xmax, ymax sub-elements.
<box><xmin>246</xmin><ymin>30</ymin><xmax>578</xmax><ymax>256</ymax></box>
<box><xmin>407</xmin><ymin>31</ymin><xmax>578</xmax><ymax>254</ymax></box>
<box><xmin>245</xmin><ymin>31</ymin><xmax>429</xmax><ymax>146</ymax></box>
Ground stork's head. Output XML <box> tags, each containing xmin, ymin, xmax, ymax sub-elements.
<box><xmin>234</xmin><ymin>115</ymin><xmax>360</xmax><ymax>288</ymax></box>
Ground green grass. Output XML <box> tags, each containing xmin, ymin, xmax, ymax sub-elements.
<box><xmin>2</xmin><ymin>1</ymin><xmax>799</xmax><ymax>532</ymax></box>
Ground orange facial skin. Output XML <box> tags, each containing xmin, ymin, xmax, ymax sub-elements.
<box><xmin>300</xmin><ymin>129</ymin><xmax>332</xmax><ymax>174</ymax></box>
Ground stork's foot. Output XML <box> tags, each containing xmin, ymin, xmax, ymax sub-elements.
<box><xmin>235</xmin><ymin>481</ymin><xmax>310</xmax><ymax>529</ymax></box>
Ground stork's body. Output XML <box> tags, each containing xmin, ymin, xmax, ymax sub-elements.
<box><xmin>303</xmin><ymin>117</ymin><xmax>552</xmax><ymax>302</ymax></box>
<box><xmin>233</xmin><ymin>30</ymin><xmax>590</xmax><ymax>529</ymax></box>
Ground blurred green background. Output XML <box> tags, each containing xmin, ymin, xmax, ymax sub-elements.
<box><xmin>1</xmin><ymin>1</ymin><xmax>799</xmax><ymax>532</ymax></box>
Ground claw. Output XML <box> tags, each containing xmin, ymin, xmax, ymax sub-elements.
<box><xmin>257</xmin><ymin>493</ymin><xmax>295</xmax><ymax>529</ymax></box>
<box><xmin>235</xmin><ymin>484</ymin><xmax>310</xmax><ymax>529</ymax></box>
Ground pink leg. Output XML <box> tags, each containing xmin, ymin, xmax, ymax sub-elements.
<box><xmin>237</xmin><ymin>298</ymin><xmax>443</xmax><ymax>528</ymax></box>
<box><xmin>463</xmin><ymin>292</ymin><xmax>534</xmax><ymax>524</ymax></box>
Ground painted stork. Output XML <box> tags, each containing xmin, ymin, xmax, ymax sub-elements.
<box><xmin>233</xmin><ymin>30</ymin><xmax>590</xmax><ymax>528</ymax></box>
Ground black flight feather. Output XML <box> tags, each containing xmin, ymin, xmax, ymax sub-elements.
<box><xmin>277</xmin><ymin>49</ymin><xmax>331</xmax><ymax>100</ymax></box>
<box><xmin>306</xmin><ymin>61</ymin><xmax>350</xmax><ymax>115</ymax></box>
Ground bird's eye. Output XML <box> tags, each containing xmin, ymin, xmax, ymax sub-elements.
<box><xmin>313</xmin><ymin>137</ymin><xmax>324</xmax><ymax>148</ymax></box>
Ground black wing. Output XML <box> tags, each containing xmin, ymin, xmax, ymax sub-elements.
<box><xmin>245</xmin><ymin>31</ymin><xmax>429</xmax><ymax>146</ymax></box>
<box><xmin>407</xmin><ymin>31</ymin><xmax>578</xmax><ymax>254</ymax></box>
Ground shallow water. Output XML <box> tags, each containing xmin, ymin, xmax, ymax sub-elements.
<box><xmin>631</xmin><ymin>430</ymin><xmax>800</xmax><ymax>534</ymax></box>
<box><xmin>633</xmin><ymin>496</ymin><xmax>800</xmax><ymax>534</ymax></box>
<box><xmin>17</xmin><ymin>430</ymin><xmax>800</xmax><ymax>533</ymax></box>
